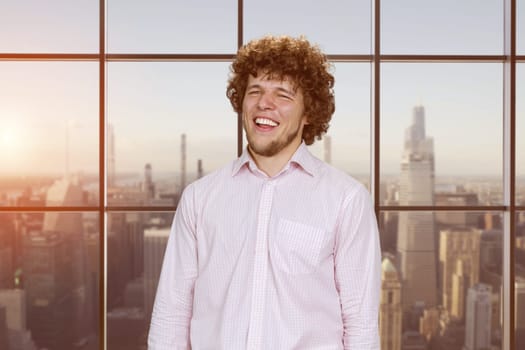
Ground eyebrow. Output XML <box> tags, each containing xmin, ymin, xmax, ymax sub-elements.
<box><xmin>246</xmin><ymin>84</ymin><xmax>296</xmax><ymax>96</ymax></box>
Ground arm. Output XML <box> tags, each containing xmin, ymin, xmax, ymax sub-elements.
<box><xmin>148</xmin><ymin>185</ymin><xmax>198</xmax><ymax>350</ymax></box>
<box><xmin>334</xmin><ymin>186</ymin><xmax>381</xmax><ymax>349</ymax></box>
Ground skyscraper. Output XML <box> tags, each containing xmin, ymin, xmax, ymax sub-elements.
<box><xmin>380</xmin><ymin>258</ymin><xmax>402</xmax><ymax>350</ymax></box>
<box><xmin>181</xmin><ymin>133</ymin><xmax>187</xmax><ymax>192</ymax></box>
<box><xmin>464</xmin><ymin>283</ymin><xmax>492</xmax><ymax>350</ymax></box>
<box><xmin>324</xmin><ymin>134</ymin><xmax>332</xmax><ymax>164</ymax></box>
<box><xmin>397</xmin><ymin>105</ymin><xmax>437</xmax><ymax>313</ymax></box>
<box><xmin>143</xmin><ymin>227</ymin><xmax>170</xmax><ymax>322</ymax></box>
<box><xmin>439</xmin><ymin>228</ymin><xmax>481</xmax><ymax>319</ymax></box>
<box><xmin>516</xmin><ymin>278</ymin><xmax>525</xmax><ymax>349</ymax></box>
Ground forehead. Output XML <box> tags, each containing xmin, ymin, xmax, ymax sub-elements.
<box><xmin>247</xmin><ymin>73</ymin><xmax>298</xmax><ymax>91</ymax></box>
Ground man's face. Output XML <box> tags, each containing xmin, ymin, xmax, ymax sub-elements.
<box><xmin>242</xmin><ymin>74</ymin><xmax>308</xmax><ymax>158</ymax></box>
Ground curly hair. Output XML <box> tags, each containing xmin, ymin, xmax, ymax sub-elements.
<box><xmin>226</xmin><ymin>35</ymin><xmax>335</xmax><ymax>145</ymax></box>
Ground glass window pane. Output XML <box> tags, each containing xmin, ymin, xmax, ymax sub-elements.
<box><xmin>244</xmin><ymin>0</ymin><xmax>371</xmax><ymax>54</ymax></box>
<box><xmin>107</xmin><ymin>211</ymin><xmax>174</xmax><ymax>349</ymax></box>
<box><xmin>107</xmin><ymin>62</ymin><xmax>236</xmax><ymax>206</ymax></box>
<box><xmin>307</xmin><ymin>63</ymin><xmax>371</xmax><ymax>188</ymax></box>
<box><xmin>0</xmin><ymin>62</ymin><xmax>99</xmax><ymax>207</ymax></box>
<box><xmin>519</xmin><ymin>0</ymin><xmax>525</xmax><ymax>55</ymax></box>
<box><xmin>381</xmin><ymin>63</ymin><xmax>503</xmax><ymax>206</ymax></box>
<box><xmin>0</xmin><ymin>212</ymin><xmax>99</xmax><ymax>349</ymax></box>
<box><xmin>518</xmin><ymin>64</ymin><xmax>525</xmax><ymax>204</ymax></box>
<box><xmin>517</xmin><ymin>212</ymin><xmax>525</xmax><ymax>349</ymax></box>
<box><xmin>378</xmin><ymin>210</ymin><xmax>503</xmax><ymax>349</ymax></box>
<box><xmin>0</xmin><ymin>0</ymin><xmax>98</xmax><ymax>53</ymax></box>
<box><xmin>381</xmin><ymin>0</ymin><xmax>503</xmax><ymax>54</ymax></box>
<box><xmin>107</xmin><ymin>0</ymin><xmax>237</xmax><ymax>54</ymax></box>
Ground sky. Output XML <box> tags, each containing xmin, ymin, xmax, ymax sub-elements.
<box><xmin>0</xmin><ymin>0</ymin><xmax>524</xmax><ymax>180</ymax></box>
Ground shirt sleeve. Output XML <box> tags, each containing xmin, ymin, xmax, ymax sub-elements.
<box><xmin>148</xmin><ymin>185</ymin><xmax>198</xmax><ymax>350</ymax></box>
<box><xmin>334</xmin><ymin>185</ymin><xmax>381</xmax><ymax>350</ymax></box>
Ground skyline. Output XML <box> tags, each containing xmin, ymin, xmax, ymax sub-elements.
<box><xmin>0</xmin><ymin>1</ymin><xmax>524</xmax><ymax>179</ymax></box>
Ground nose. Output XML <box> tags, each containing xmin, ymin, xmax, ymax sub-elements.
<box><xmin>257</xmin><ymin>92</ymin><xmax>275</xmax><ymax>110</ymax></box>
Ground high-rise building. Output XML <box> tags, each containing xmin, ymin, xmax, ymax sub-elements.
<box><xmin>380</xmin><ymin>258</ymin><xmax>402</xmax><ymax>350</ymax></box>
<box><xmin>143</xmin><ymin>227</ymin><xmax>170</xmax><ymax>321</ymax></box>
<box><xmin>143</xmin><ymin>163</ymin><xmax>155</xmax><ymax>200</ymax></box>
<box><xmin>36</xmin><ymin>177</ymin><xmax>89</xmax><ymax>345</ymax></box>
<box><xmin>0</xmin><ymin>305</ymin><xmax>8</xmax><ymax>350</ymax></box>
<box><xmin>516</xmin><ymin>278</ymin><xmax>525</xmax><ymax>350</ymax></box>
<box><xmin>439</xmin><ymin>228</ymin><xmax>481</xmax><ymax>319</ymax></box>
<box><xmin>397</xmin><ymin>105</ymin><xmax>437</xmax><ymax>313</ymax></box>
<box><xmin>0</xmin><ymin>289</ymin><xmax>37</xmax><ymax>350</ymax></box>
<box><xmin>108</xmin><ymin>123</ymin><xmax>116</xmax><ymax>188</ymax></box>
<box><xmin>464</xmin><ymin>283</ymin><xmax>492</xmax><ymax>350</ymax></box>
<box><xmin>24</xmin><ymin>231</ymin><xmax>74</xmax><ymax>349</ymax></box>
<box><xmin>324</xmin><ymin>134</ymin><xmax>332</xmax><ymax>164</ymax></box>
<box><xmin>181</xmin><ymin>133</ymin><xmax>187</xmax><ymax>192</ymax></box>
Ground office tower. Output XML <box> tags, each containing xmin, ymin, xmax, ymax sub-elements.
<box><xmin>24</xmin><ymin>232</ymin><xmax>74</xmax><ymax>349</ymax></box>
<box><xmin>0</xmin><ymin>306</ymin><xmax>8</xmax><ymax>350</ymax></box>
<box><xmin>143</xmin><ymin>228</ymin><xmax>170</xmax><ymax>321</ymax></box>
<box><xmin>397</xmin><ymin>105</ymin><xmax>437</xmax><ymax>313</ymax></box>
<box><xmin>197</xmin><ymin>159</ymin><xmax>204</xmax><ymax>179</ymax></box>
<box><xmin>324</xmin><ymin>134</ymin><xmax>332</xmax><ymax>164</ymax></box>
<box><xmin>41</xmin><ymin>177</ymin><xmax>89</xmax><ymax>344</ymax></box>
<box><xmin>464</xmin><ymin>283</ymin><xmax>492</xmax><ymax>350</ymax></box>
<box><xmin>0</xmin><ymin>214</ymin><xmax>15</xmax><ymax>289</ymax></box>
<box><xmin>181</xmin><ymin>133</ymin><xmax>187</xmax><ymax>191</ymax></box>
<box><xmin>516</xmin><ymin>278</ymin><xmax>525</xmax><ymax>349</ymax></box>
<box><xmin>0</xmin><ymin>289</ymin><xmax>38</xmax><ymax>350</ymax></box>
<box><xmin>143</xmin><ymin>163</ymin><xmax>155</xmax><ymax>200</ymax></box>
<box><xmin>380</xmin><ymin>258</ymin><xmax>402</xmax><ymax>350</ymax></box>
<box><xmin>439</xmin><ymin>228</ymin><xmax>481</xmax><ymax>319</ymax></box>
<box><xmin>108</xmin><ymin>123</ymin><xmax>116</xmax><ymax>187</ymax></box>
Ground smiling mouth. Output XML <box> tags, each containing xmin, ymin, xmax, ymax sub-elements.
<box><xmin>255</xmin><ymin>117</ymin><xmax>279</xmax><ymax>128</ymax></box>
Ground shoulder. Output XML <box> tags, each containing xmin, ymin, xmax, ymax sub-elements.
<box><xmin>311</xmin><ymin>157</ymin><xmax>370</xmax><ymax>199</ymax></box>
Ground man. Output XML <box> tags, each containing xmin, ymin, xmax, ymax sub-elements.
<box><xmin>148</xmin><ymin>35</ymin><xmax>381</xmax><ymax>349</ymax></box>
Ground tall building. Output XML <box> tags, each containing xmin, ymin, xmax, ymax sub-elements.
<box><xmin>380</xmin><ymin>258</ymin><xmax>402</xmax><ymax>350</ymax></box>
<box><xmin>464</xmin><ymin>283</ymin><xmax>492</xmax><ymax>350</ymax></box>
<box><xmin>0</xmin><ymin>305</ymin><xmax>8</xmax><ymax>350</ymax></box>
<box><xmin>24</xmin><ymin>231</ymin><xmax>74</xmax><ymax>349</ymax></box>
<box><xmin>39</xmin><ymin>177</ymin><xmax>89</xmax><ymax>345</ymax></box>
<box><xmin>108</xmin><ymin>123</ymin><xmax>116</xmax><ymax>188</ymax></box>
<box><xmin>516</xmin><ymin>278</ymin><xmax>525</xmax><ymax>349</ymax></box>
<box><xmin>143</xmin><ymin>227</ymin><xmax>170</xmax><ymax>321</ymax></box>
<box><xmin>397</xmin><ymin>105</ymin><xmax>437</xmax><ymax>313</ymax></box>
<box><xmin>439</xmin><ymin>228</ymin><xmax>481</xmax><ymax>319</ymax></box>
<box><xmin>0</xmin><ymin>289</ymin><xmax>37</xmax><ymax>350</ymax></box>
<box><xmin>324</xmin><ymin>134</ymin><xmax>332</xmax><ymax>164</ymax></box>
<box><xmin>181</xmin><ymin>133</ymin><xmax>187</xmax><ymax>192</ymax></box>
<box><xmin>143</xmin><ymin>163</ymin><xmax>155</xmax><ymax>200</ymax></box>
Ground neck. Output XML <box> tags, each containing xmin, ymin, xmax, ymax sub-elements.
<box><xmin>248</xmin><ymin>141</ymin><xmax>302</xmax><ymax>177</ymax></box>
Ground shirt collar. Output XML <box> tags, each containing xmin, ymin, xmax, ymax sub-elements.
<box><xmin>231</xmin><ymin>142</ymin><xmax>319</xmax><ymax>178</ymax></box>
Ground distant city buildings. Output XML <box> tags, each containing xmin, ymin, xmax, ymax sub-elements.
<box><xmin>464</xmin><ymin>283</ymin><xmax>492</xmax><ymax>350</ymax></box>
<box><xmin>380</xmin><ymin>258</ymin><xmax>402</xmax><ymax>350</ymax></box>
<box><xmin>439</xmin><ymin>228</ymin><xmax>481</xmax><ymax>320</ymax></box>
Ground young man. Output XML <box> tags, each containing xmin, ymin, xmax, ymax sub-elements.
<box><xmin>148</xmin><ymin>35</ymin><xmax>381</xmax><ymax>350</ymax></box>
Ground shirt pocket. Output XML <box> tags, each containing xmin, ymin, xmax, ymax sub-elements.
<box><xmin>271</xmin><ymin>219</ymin><xmax>326</xmax><ymax>275</ymax></box>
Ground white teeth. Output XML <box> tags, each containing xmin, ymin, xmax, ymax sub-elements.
<box><xmin>255</xmin><ymin>117</ymin><xmax>278</xmax><ymax>127</ymax></box>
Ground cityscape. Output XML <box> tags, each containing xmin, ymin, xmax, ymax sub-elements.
<box><xmin>0</xmin><ymin>105</ymin><xmax>524</xmax><ymax>350</ymax></box>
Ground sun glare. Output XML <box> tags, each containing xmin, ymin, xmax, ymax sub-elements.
<box><xmin>1</xmin><ymin>127</ymin><xmax>19</xmax><ymax>150</ymax></box>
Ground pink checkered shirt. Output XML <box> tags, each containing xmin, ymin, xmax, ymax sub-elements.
<box><xmin>148</xmin><ymin>143</ymin><xmax>381</xmax><ymax>349</ymax></box>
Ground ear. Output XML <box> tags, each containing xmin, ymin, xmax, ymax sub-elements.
<box><xmin>302</xmin><ymin>115</ymin><xmax>310</xmax><ymax>125</ymax></box>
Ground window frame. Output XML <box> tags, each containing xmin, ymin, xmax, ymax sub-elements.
<box><xmin>0</xmin><ymin>0</ymin><xmax>523</xmax><ymax>349</ymax></box>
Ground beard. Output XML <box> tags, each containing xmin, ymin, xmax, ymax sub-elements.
<box><xmin>245</xmin><ymin>124</ymin><xmax>302</xmax><ymax>158</ymax></box>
